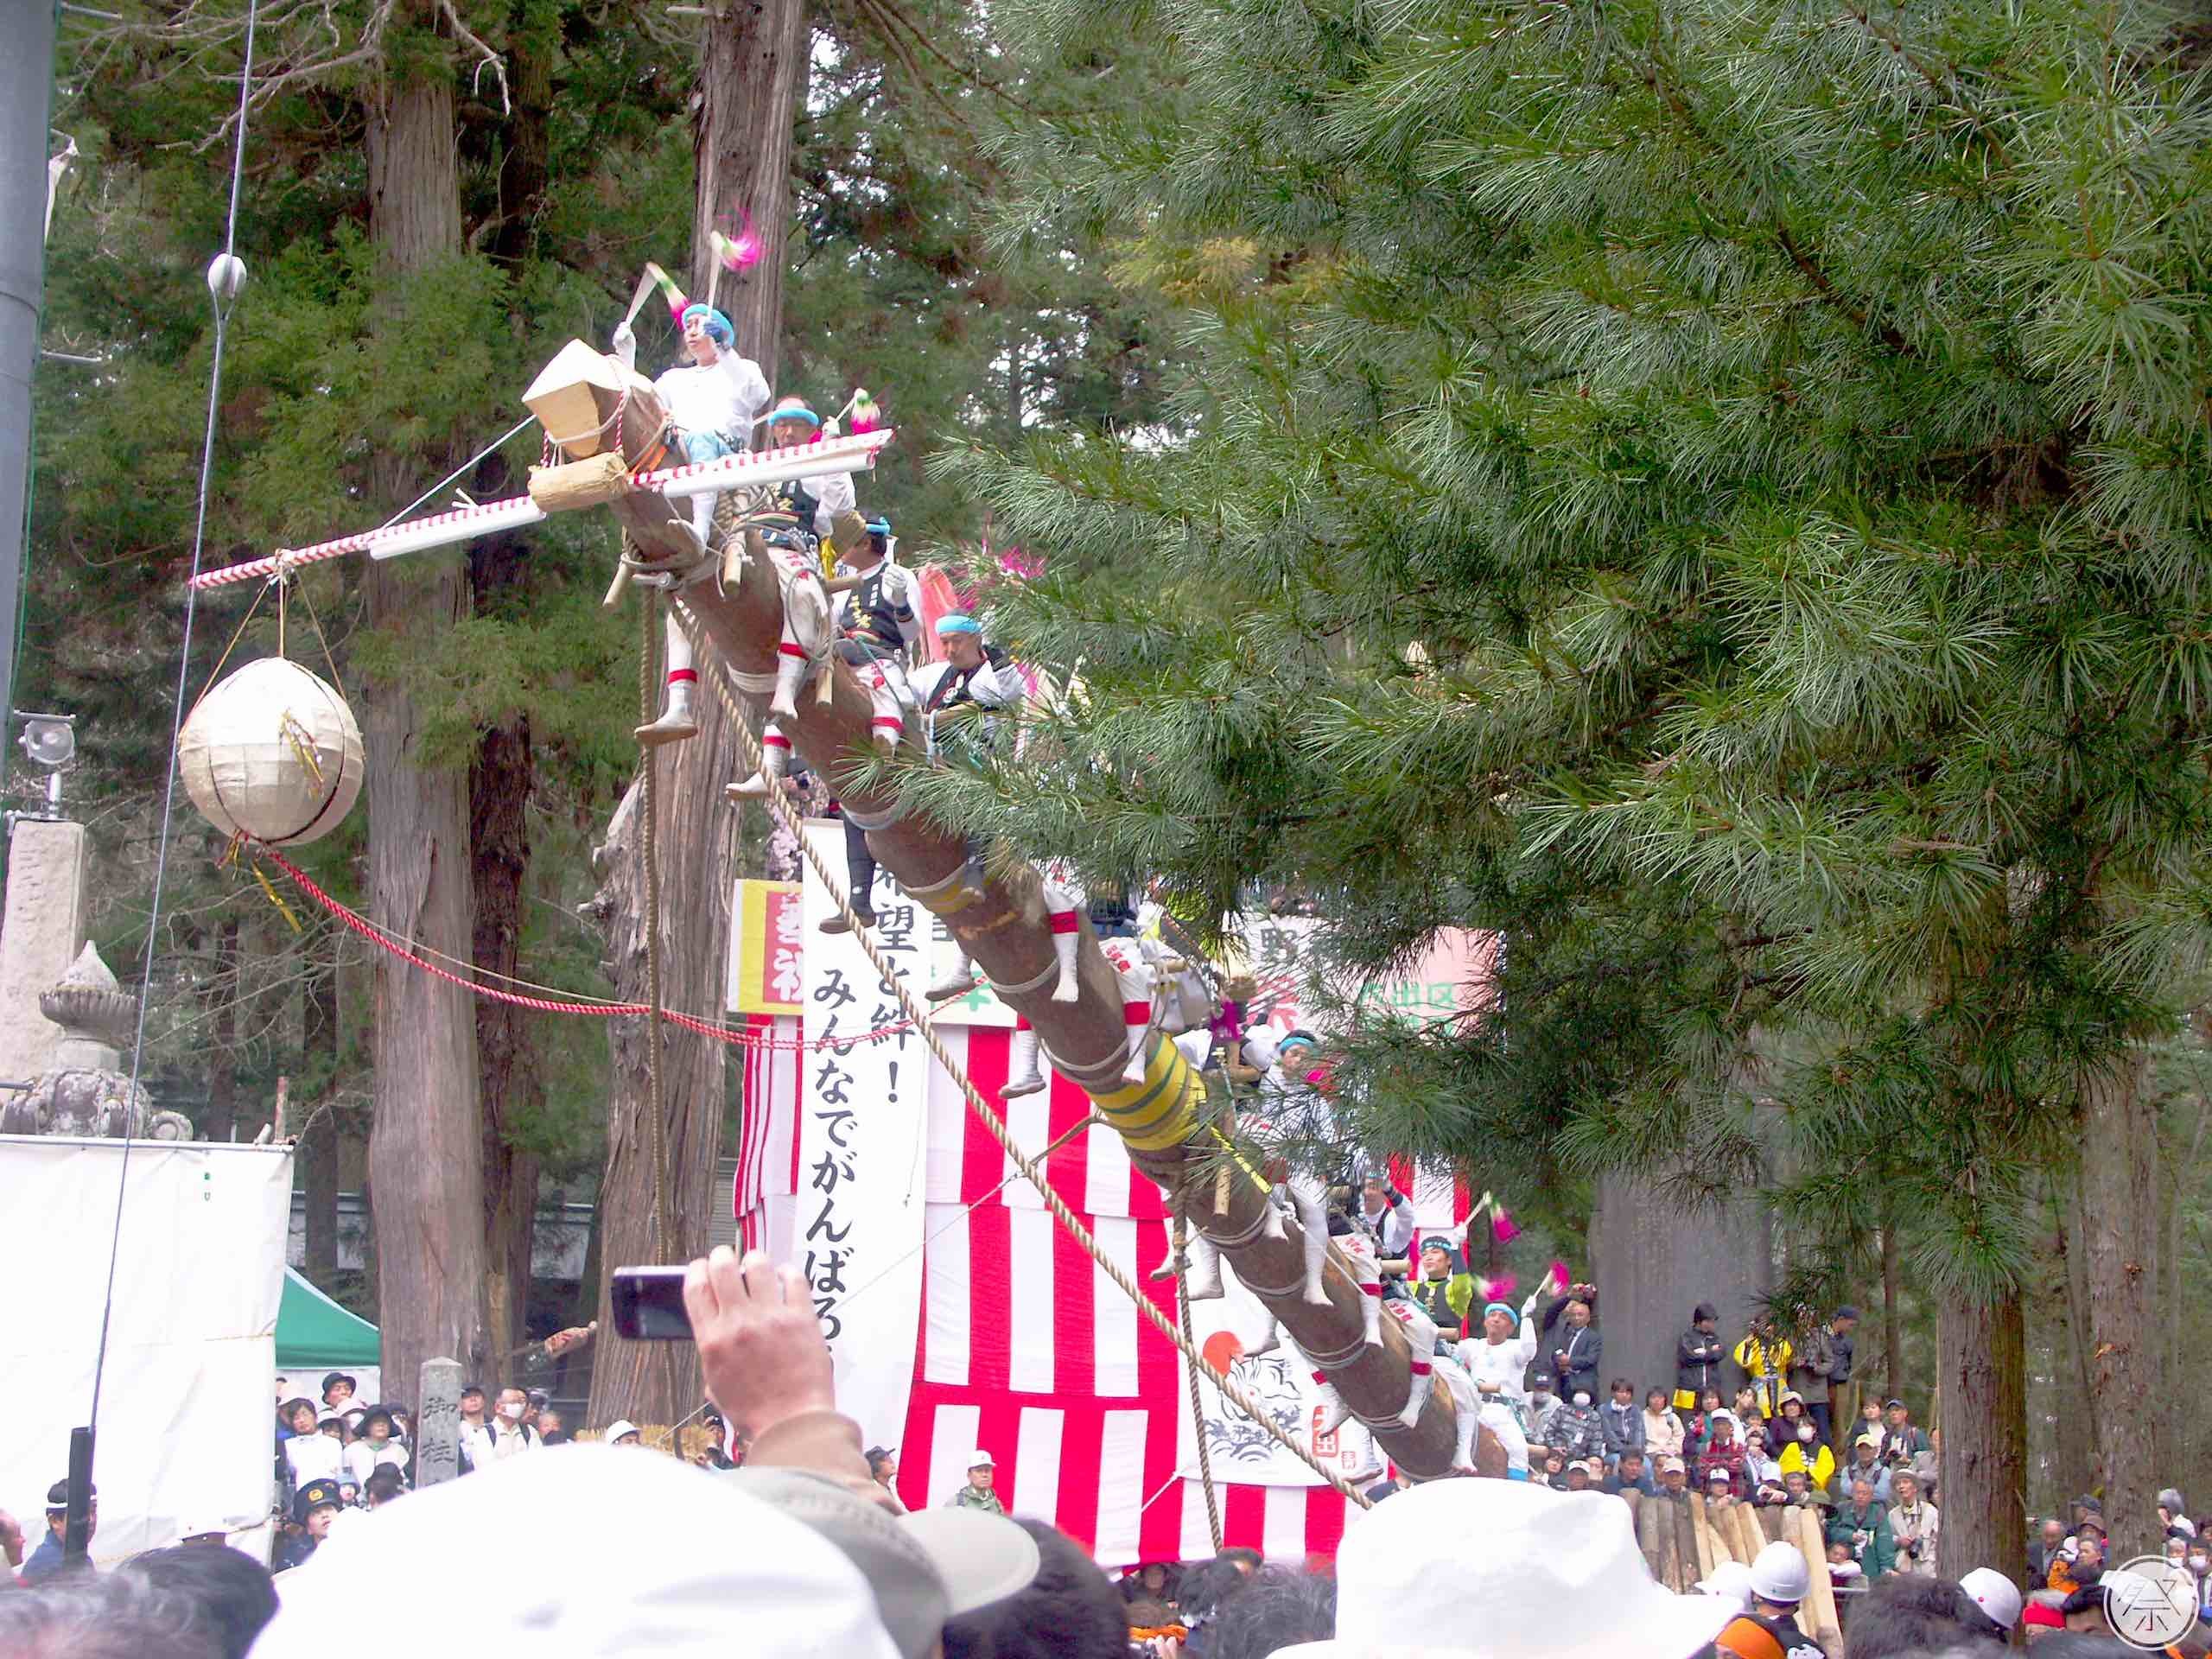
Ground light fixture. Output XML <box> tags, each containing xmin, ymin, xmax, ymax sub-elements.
<box><xmin>14</xmin><ymin>711</ymin><xmax>77</xmax><ymax>819</ymax></box>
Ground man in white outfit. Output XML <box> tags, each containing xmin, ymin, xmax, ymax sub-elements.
<box><xmin>1453</xmin><ymin>1286</ymin><xmax>1543</xmax><ymax>1478</ymax></box>
<box><xmin>615</xmin><ymin>302</ymin><xmax>772</xmax><ymax>747</ymax></box>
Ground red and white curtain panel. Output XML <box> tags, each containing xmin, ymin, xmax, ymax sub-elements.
<box><xmin>735</xmin><ymin>1017</ymin><xmax>1471</xmax><ymax>1567</ymax></box>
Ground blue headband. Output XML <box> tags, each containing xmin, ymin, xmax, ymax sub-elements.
<box><xmin>936</xmin><ymin>613</ymin><xmax>981</xmax><ymax>637</ymax></box>
<box><xmin>866</xmin><ymin>517</ymin><xmax>891</xmax><ymax>536</ymax></box>
<box><xmin>771</xmin><ymin>401</ymin><xmax>820</xmax><ymax>429</ymax></box>
<box><xmin>1484</xmin><ymin>1301</ymin><xmax>1516</xmax><ymax>1320</ymax></box>
<box><xmin>679</xmin><ymin>303</ymin><xmax>734</xmax><ymax>346</ymax></box>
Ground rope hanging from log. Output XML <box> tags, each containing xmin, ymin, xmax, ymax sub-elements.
<box><xmin>671</xmin><ymin>599</ymin><xmax>1373</xmax><ymax>1509</ymax></box>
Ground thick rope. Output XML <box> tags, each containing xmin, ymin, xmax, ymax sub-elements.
<box><xmin>1176</xmin><ymin>1212</ymin><xmax>1225</xmax><ymax>1552</ymax></box>
<box><xmin>672</xmin><ymin>601</ymin><xmax>1372</xmax><ymax>1509</ymax></box>
<box><xmin>639</xmin><ymin>583</ymin><xmax>673</xmax><ymax>1263</ymax></box>
<box><xmin>241</xmin><ymin>842</ymin><xmax>919</xmax><ymax>1053</ymax></box>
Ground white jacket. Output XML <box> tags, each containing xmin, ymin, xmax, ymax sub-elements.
<box><xmin>652</xmin><ymin>351</ymin><xmax>772</xmax><ymax>448</ymax></box>
<box><xmin>1454</xmin><ymin>1293</ymin><xmax>1541</xmax><ymax>1401</ymax></box>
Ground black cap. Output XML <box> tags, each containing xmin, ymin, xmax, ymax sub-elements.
<box><xmin>2075</xmin><ymin>1494</ymin><xmax>2103</xmax><ymax>1513</ymax></box>
<box><xmin>1532</xmin><ymin>1374</ymin><xmax>1554</xmax><ymax>1389</ymax></box>
<box><xmin>1885</xmin><ymin>1397</ymin><xmax>1905</xmax><ymax>1409</ymax></box>
<box><xmin>1693</xmin><ymin>1302</ymin><xmax>1717</xmax><ymax>1322</ymax></box>
<box><xmin>461</xmin><ymin>1382</ymin><xmax>485</xmax><ymax>1396</ymax></box>
<box><xmin>294</xmin><ymin>1479</ymin><xmax>341</xmax><ymax>1522</ymax></box>
<box><xmin>359</xmin><ymin>1404</ymin><xmax>396</xmax><ymax>1433</ymax></box>
<box><xmin>864</xmin><ymin>1445</ymin><xmax>894</xmax><ymax>1463</ymax></box>
<box><xmin>321</xmin><ymin>1371</ymin><xmax>357</xmax><ymax>1394</ymax></box>
<box><xmin>1832</xmin><ymin>1305</ymin><xmax>1859</xmax><ymax>1322</ymax></box>
<box><xmin>527</xmin><ymin>1389</ymin><xmax>551</xmax><ymax>1408</ymax></box>
<box><xmin>45</xmin><ymin>1478</ymin><xmax>93</xmax><ymax>1511</ymax></box>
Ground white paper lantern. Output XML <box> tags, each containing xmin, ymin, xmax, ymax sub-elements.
<box><xmin>180</xmin><ymin>657</ymin><xmax>364</xmax><ymax>845</ymax></box>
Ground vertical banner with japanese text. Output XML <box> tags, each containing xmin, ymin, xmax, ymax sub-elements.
<box><xmin>728</xmin><ymin>879</ymin><xmax>804</xmax><ymax>1014</ymax></box>
<box><xmin>798</xmin><ymin>822</ymin><xmax>929</xmax><ymax>1449</ymax></box>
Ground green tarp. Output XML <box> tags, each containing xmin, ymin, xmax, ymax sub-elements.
<box><xmin>275</xmin><ymin>1267</ymin><xmax>379</xmax><ymax>1369</ymax></box>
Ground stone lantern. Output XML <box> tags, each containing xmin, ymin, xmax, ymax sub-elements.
<box><xmin>0</xmin><ymin>942</ymin><xmax>194</xmax><ymax>1140</ymax></box>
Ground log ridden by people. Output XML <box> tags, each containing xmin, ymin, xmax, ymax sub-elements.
<box><xmin>667</xmin><ymin>430</ymin><xmax>1467</xmax><ymax>1478</ymax></box>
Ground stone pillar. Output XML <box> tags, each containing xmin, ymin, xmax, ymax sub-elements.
<box><xmin>1588</xmin><ymin>1169</ymin><xmax>1773</xmax><ymax>1407</ymax></box>
<box><xmin>0</xmin><ymin>818</ymin><xmax>89</xmax><ymax>1081</ymax></box>
<box><xmin>415</xmin><ymin>1357</ymin><xmax>463</xmax><ymax>1487</ymax></box>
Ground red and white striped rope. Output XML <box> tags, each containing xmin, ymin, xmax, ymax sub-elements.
<box><xmin>247</xmin><ymin>841</ymin><xmax>916</xmax><ymax>1054</ymax></box>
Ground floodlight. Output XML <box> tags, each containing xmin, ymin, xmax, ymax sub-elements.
<box><xmin>16</xmin><ymin>712</ymin><xmax>75</xmax><ymax>771</ymax></box>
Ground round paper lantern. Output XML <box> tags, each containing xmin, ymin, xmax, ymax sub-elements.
<box><xmin>180</xmin><ymin>657</ymin><xmax>364</xmax><ymax>845</ymax></box>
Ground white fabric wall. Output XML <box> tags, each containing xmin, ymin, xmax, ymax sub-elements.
<box><xmin>0</xmin><ymin>1136</ymin><xmax>294</xmax><ymax>1565</ymax></box>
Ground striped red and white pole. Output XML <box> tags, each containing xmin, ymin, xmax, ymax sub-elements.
<box><xmin>188</xmin><ymin>426</ymin><xmax>898</xmax><ymax>592</ymax></box>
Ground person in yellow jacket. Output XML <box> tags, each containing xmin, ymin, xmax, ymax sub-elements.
<box><xmin>1733</xmin><ymin>1319</ymin><xmax>1793</xmax><ymax>1419</ymax></box>
<box><xmin>1776</xmin><ymin>1418</ymin><xmax>1837</xmax><ymax>1493</ymax></box>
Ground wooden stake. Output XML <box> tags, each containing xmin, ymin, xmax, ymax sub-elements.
<box><xmin>1688</xmin><ymin>1491</ymin><xmax>1716</xmax><ymax>1580</ymax></box>
<box><xmin>272</xmin><ymin>1075</ymin><xmax>289</xmax><ymax>1141</ymax></box>
<box><xmin>1793</xmin><ymin>1506</ymin><xmax>1843</xmax><ymax>1655</ymax></box>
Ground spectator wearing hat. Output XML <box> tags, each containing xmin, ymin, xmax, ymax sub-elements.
<box><xmin>274</xmin><ymin>1479</ymin><xmax>340</xmax><ymax>1571</ymax></box>
<box><xmin>948</xmin><ymin>1452</ymin><xmax>1005</xmax><ymax>1516</ymax></box>
<box><xmin>1842</xmin><ymin>1431</ymin><xmax>1893</xmax><ymax>1503</ymax></box>
<box><xmin>1697</xmin><ymin>1412</ymin><xmax>1749</xmax><ymax>1495</ymax></box>
<box><xmin>1267</xmin><ymin>1478</ymin><xmax>1734</xmax><ymax>1659</ymax></box>
<box><xmin>1656</xmin><ymin>1453</ymin><xmax>1691</xmax><ymax>1497</ymax></box>
<box><xmin>537</xmin><ymin>1408</ymin><xmax>570</xmax><ymax>1447</ymax></box>
<box><xmin>345</xmin><ymin>1405</ymin><xmax>405</xmax><ymax>1487</ymax></box>
<box><xmin>604</xmin><ymin>1421</ymin><xmax>645</xmax><ymax>1447</ymax></box>
<box><xmin>1676</xmin><ymin>1301</ymin><xmax>1728</xmax><ymax>1421</ymax></box>
<box><xmin>1547</xmin><ymin>1385</ymin><xmax>1605</xmax><ymax>1463</ymax></box>
<box><xmin>1828</xmin><ymin>1476</ymin><xmax>1897</xmax><ymax>1581</ymax></box>
<box><xmin>20</xmin><ymin>1480</ymin><xmax>95</xmax><ymax>1586</ymax></box>
<box><xmin>1880</xmin><ymin>1398</ymin><xmax>1929</xmax><ymax>1466</ymax></box>
<box><xmin>1714</xmin><ymin>1539</ymin><xmax>1821</xmax><ymax>1659</ymax></box>
<box><xmin>1888</xmin><ymin>1469</ymin><xmax>1937</xmax><ymax>1576</ymax></box>
<box><xmin>1524</xmin><ymin>1373</ymin><xmax>1563</xmax><ymax>1456</ymax></box>
<box><xmin>865</xmin><ymin>1448</ymin><xmax>907</xmax><ymax>1515</ymax></box>
<box><xmin>1787</xmin><ymin>1306</ymin><xmax>1858</xmax><ymax>1446</ymax></box>
<box><xmin>320</xmin><ymin>1372</ymin><xmax>357</xmax><ymax>1412</ymax></box>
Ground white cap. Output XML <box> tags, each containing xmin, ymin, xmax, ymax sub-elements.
<box><xmin>1750</xmin><ymin>1540</ymin><xmax>1809</xmax><ymax>1606</ymax></box>
<box><xmin>964</xmin><ymin>1449</ymin><xmax>995</xmax><ymax>1470</ymax></box>
<box><xmin>1693</xmin><ymin>1560</ymin><xmax>1754</xmax><ymax>1611</ymax></box>
<box><xmin>1959</xmin><ymin>1567</ymin><xmax>2022</xmax><ymax>1630</ymax></box>
<box><xmin>605</xmin><ymin>1420</ymin><xmax>643</xmax><ymax>1444</ymax></box>
<box><xmin>176</xmin><ymin>1514</ymin><xmax>230</xmax><ymax>1542</ymax></box>
<box><xmin>1269</xmin><ymin>1481</ymin><xmax>1733</xmax><ymax>1659</ymax></box>
<box><xmin>252</xmin><ymin>1444</ymin><xmax>899</xmax><ymax>1659</ymax></box>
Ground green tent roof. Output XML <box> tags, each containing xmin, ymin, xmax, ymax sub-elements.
<box><xmin>276</xmin><ymin>1267</ymin><xmax>380</xmax><ymax>1369</ymax></box>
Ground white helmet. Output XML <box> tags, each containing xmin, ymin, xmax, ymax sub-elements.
<box><xmin>1750</xmin><ymin>1540</ymin><xmax>1809</xmax><ymax>1606</ymax></box>
<box><xmin>1693</xmin><ymin>1559</ymin><xmax>1755</xmax><ymax>1611</ymax></box>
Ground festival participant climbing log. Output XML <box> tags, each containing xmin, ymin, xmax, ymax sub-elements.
<box><xmin>817</xmin><ymin>517</ymin><xmax>922</xmax><ymax>935</ymax></box>
<box><xmin>619</xmin><ymin>301</ymin><xmax>772</xmax><ymax>748</ymax></box>
<box><xmin>727</xmin><ymin>395</ymin><xmax>863</xmax><ymax>798</ymax></box>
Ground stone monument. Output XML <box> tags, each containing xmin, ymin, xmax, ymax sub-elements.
<box><xmin>0</xmin><ymin>941</ymin><xmax>192</xmax><ymax>1139</ymax></box>
<box><xmin>0</xmin><ymin>815</ymin><xmax>89</xmax><ymax>1083</ymax></box>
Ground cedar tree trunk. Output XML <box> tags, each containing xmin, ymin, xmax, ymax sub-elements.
<box><xmin>362</xmin><ymin>29</ymin><xmax>492</xmax><ymax>1397</ymax></box>
<box><xmin>2080</xmin><ymin>1047</ymin><xmax>2158</xmax><ymax>1556</ymax></box>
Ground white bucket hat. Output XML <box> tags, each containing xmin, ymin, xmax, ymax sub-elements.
<box><xmin>1271</xmin><ymin>1480</ymin><xmax>1736</xmax><ymax>1659</ymax></box>
<box><xmin>253</xmin><ymin>1444</ymin><xmax>900</xmax><ymax>1658</ymax></box>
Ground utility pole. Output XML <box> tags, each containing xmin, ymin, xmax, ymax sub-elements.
<box><xmin>0</xmin><ymin>0</ymin><xmax>56</xmax><ymax>769</ymax></box>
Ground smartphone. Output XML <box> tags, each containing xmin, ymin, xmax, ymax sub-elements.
<box><xmin>611</xmin><ymin>1266</ymin><xmax>692</xmax><ymax>1340</ymax></box>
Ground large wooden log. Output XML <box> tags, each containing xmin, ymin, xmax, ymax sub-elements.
<box><xmin>652</xmin><ymin>429</ymin><xmax>1460</xmax><ymax>1476</ymax></box>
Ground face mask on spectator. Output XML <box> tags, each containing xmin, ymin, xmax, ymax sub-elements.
<box><xmin>2193</xmin><ymin>1554</ymin><xmax>2208</xmax><ymax>1572</ymax></box>
<box><xmin>500</xmin><ymin>1402</ymin><xmax>525</xmax><ymax>1421</ymax></box>
<box><xmin>1532</xmin><ymin>1388</ymin><xmax>1553</xmax><ymax>1406</ymax></box>
<box><xmin>1798</xmin><ymin>1426</ymin><xmax>1815</xmax><ymax>1443</ymax></box>
<box><xmin>1573</xmin><ymin>1392</ymin><xmax>1592</xmax><ymax>1408</ymax></box>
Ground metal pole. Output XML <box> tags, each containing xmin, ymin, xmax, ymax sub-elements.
<box><xmin>0</xmin><ymin>0</ymin><xmax>59</xmax><ymax>791</ymax></box>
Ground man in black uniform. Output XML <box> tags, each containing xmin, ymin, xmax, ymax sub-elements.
<box><xmin>274</xmin><ymin>1479</ymin><xmax>341</xmax><ymax>1572</ymax></box>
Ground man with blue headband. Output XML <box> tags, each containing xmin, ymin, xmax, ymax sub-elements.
<box><xmin>1452</xmin><ymin>1281</ymin><xmax>1546</xmax><ymax>1478</ymax></box>
<box><xmin>618</xmin><ymin>301</ymin><xmax>771</xmax><ymax>747</ymax></box>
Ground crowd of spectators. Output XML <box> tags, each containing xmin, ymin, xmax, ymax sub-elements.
<box><xmin>3</xmin><ymin>1243</ymin><xmax>2202</xmax><ymax>1658</ymax></box>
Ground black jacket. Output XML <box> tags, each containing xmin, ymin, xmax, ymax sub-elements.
<box><xmin>1677</xmin><ymin>1325</ymin><xmax>1727</xmax><ymax>1395</ymax></box>
<box><xmin>1550</xmin><ymin>1321</ymin><xmax>1602</xmax><ymax>1393</ymax></box>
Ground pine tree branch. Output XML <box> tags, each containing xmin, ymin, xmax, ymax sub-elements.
<box><xmin>1839</xmin><ymin>2</ymin><xmax>2014</xmax><ymax>173</ymax></box>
